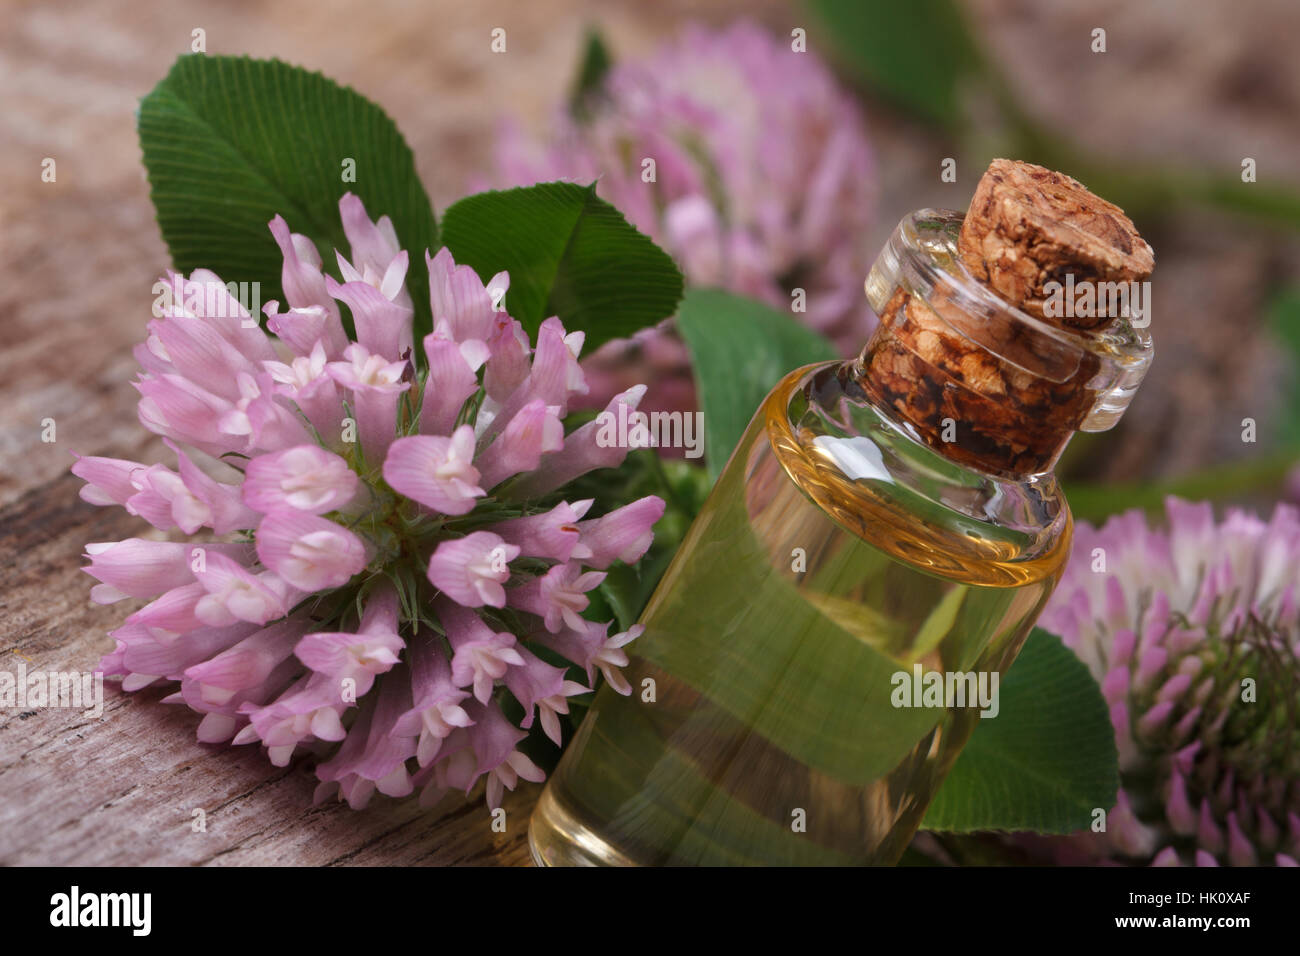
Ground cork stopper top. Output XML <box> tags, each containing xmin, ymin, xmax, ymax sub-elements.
<box><xmin>958</xmin><ymin>159</ymin><xmax>1154</xmax><ymax>330</ymax></box>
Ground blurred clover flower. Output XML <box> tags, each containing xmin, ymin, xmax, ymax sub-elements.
<box><xmin>1032</xmin><ymin>498</ymin><xmax>1300</xmax><ymax>866</ymax></box>
<box><xmin>492</xmin><ymin>21</ymin><xmax>877</xmax><ymax>414</ymax></box>
<box><xmin>75</xmin><ymin>194</ymin><xmax>662</xmax><ymax>811</ymax></box>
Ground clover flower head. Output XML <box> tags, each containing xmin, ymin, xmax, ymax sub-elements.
<box><xmin>77</xmin><ymin>193</ymin><xmax>664</xmax><ymax>809</ymax></box>
<box><xmin>491</xmin><ymin>20</ymin><xmax>877</xmax><ymax>415</ymax></box>
<box><xmin>1034</xmin><ymin>498</ymin><xmax>1300</xmax><ymax>866</ymax></box>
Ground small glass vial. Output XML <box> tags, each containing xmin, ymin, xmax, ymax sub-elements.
<box><xmin>529</xmin><ymin>209</ymin><xmax>1154</xmax><ymax>866</ymax></box>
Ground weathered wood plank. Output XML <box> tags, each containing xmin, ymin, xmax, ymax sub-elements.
<box><xmin>0</xmin><ymin>472</ymin><xmax>539</xmax><ymax>866</ymax></box>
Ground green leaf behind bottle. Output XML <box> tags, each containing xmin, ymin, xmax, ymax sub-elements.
<box><xmin>675</xmin><ymin>288</ymin><xmax>838</xmax><ymax>482</ymax></box>
<box><xmin>921</xmin><ymin>627</ymin><xmax>1119</xmax><ymax>833</ymax></box>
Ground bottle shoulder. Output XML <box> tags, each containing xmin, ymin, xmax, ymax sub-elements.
<box><xmin>762</xmin><ymin>361</ymin><xmax>1073</xmax><ymax>588</ymax></box>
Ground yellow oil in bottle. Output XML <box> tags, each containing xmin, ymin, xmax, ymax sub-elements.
<box><xmin>529</xmin><ymin>360</ymin><xmax>1072</xmax><ymax>865</ymax></box>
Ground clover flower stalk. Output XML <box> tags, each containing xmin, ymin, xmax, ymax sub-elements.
<box><xmin>1032</xmin><ymin>498</ymin><xmax>1300</xmax><ymax>866</ymax></box>
<box><xmin>491</xmin><ymin>21</ymin><xmax>877</xmax><ymax>415</ymax></box>
<box><xmin>76</xmin><ymin>193</ymin><xmax>664</xmax><ymax>810</ymax></box>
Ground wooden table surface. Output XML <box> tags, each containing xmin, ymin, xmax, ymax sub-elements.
<box><xmin>0</xmin><ymin>0</ymin><xmax>781</xmax><ymax>866</ymax></box>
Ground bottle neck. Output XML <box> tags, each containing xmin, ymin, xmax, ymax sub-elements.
<box><xmin>768</xmin><ymin>360</ymin><xmax>1072</xmax><ymax>584</ymax></box>
<box><xmin>854</xmin><ymin>289</ymin><xmax>1093</xmax><ymax>480</ymax></box>
<box><xmin>858</xmin><ymin>210</ymin><xmax>1154</xmax><ymax>481</ymax></box>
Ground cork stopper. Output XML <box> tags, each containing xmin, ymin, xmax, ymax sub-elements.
<box><xmin>857</xmin><ymin>160</ymin><xmax>1154</xmax><ymax>478</ymax></box>
<box><xmin>958</xmin><ymin>160</ymin><xmax>1153</xmax><ymax>329</ymax></box>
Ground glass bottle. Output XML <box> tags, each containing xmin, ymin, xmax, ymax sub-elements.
<box><xmin>529</xmin><ymin>209</ymin><xmax>1154</xmax><ymax>866</ymax></box>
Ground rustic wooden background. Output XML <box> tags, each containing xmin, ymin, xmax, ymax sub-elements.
<box><xmin>2</xmin><ymin>0</ymin><xmax>1298</xmax><ymax>865</ymax></box>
